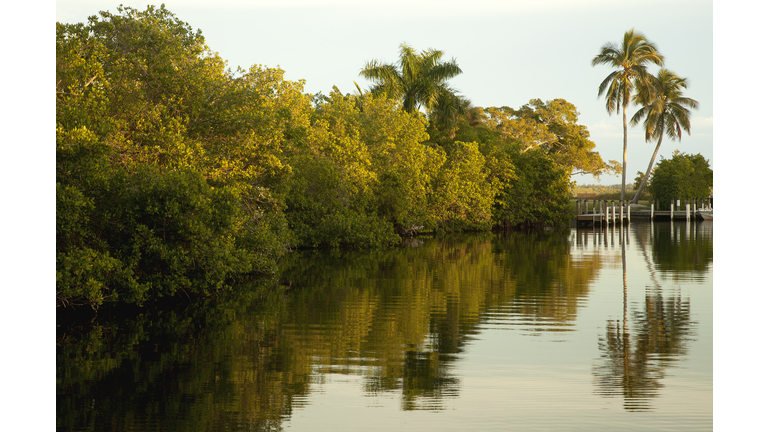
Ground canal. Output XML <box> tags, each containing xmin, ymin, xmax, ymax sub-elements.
<box><xmin>57</xmin><ymin>221</ymin><xmax>713</xmax><ymax>431</ymax></box>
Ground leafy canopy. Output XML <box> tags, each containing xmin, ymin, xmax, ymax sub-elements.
<box><xmin>648</xmin><ymin>151</ymin><xmax>712</xmax><ymax>205</ymax></box>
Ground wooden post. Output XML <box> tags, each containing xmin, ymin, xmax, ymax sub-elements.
<box><xmin>611</xmin><ymin>200</ymin><xmax>615</xmax><ymax>224</ymax></box>
<box><xmin>650</xmin><ymin>202</ymin><xmax>654</xmax><ymax>220</ymax></box>
<box><xmin>670</xmin><ymin>200</ymin><xmax>674</xmax><ymax>220</ymax></box>
<box><xmin>591</xmin><ymin>199</ymin><xmax>595</xmax><ymax>224</ymax></box>
<box><xmin>604</xmin><ymin>200</ymin><xmax>608</xmax><ymax>226</ymax></box>
<box><xmin>685</xmin><ymin>198</ymin><xmax>690</xmax><ymax>221</ymax></box>
<box><xmin>626</xmin><ymin>199</ymin><xmax>630</xmax><ymax>224</ymax></box>
<box><xmin>597</xmin><ymin>199</ymin><xmax>602</xmax><ymax>225</ymax></box>
<box><xmin>576</xmin><ymin>199</ymin><xmax>581</xmax><ymax>216</ymax></box>
<box><xmin>619</xmin><ymin>199</ymin><xmax>624</xmax><ymax>225</ymax></box>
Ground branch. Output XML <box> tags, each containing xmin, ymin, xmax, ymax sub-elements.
<box><xmin>84</xmin><ymin>75</ymin><xmax>98</xmax><ymax>87</ymax></box>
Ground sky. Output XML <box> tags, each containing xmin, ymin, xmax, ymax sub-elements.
<box><xmin>53</xmin><ymin>0</ymin><xmax>715</xmax><ymax>185</ymax></box>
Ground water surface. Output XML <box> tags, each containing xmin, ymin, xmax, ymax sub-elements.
<box><xmin>57</xmin><ymin>221</ymin><xmax>713</xmax><ymax>431</ymax></box>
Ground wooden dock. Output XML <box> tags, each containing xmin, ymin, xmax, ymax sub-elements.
<box><xmin>574</xmin><ymin>198</ymin><xmax>712</xmax><ymax>226</ymax></box>
<box><xmin>574</xmin><ymin>199</ymin><xmax>631</xmax><ymax>226</ymax></box>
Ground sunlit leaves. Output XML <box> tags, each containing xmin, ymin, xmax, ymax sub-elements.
<box><xmin>56</xmin><ymin>6</ymin><xmax>304</xmax><ymax>308</ymax></box>
<box><xmin>429</xmin><ymin>141</ymin><xmax>499</xmax><ymax>231</ymax></box>
<box><xmin>360</xmin><ymin>43</ymin><xmax>463</xmax><ymax>114</ymax></box>
<box><xmin>647</xmin><ymin>151</ymin><xmax>712</xmax><ymax>205</ymax></box>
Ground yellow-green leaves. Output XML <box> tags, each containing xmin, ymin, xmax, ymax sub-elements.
<box><xmin>484</xmin><ymin>100</ymin><xmax>618</xmax><ymax>178</ymax></box>
<box><xmin>56</xmin><ymin>6</ymin><xmax>309</xmax><ymax>308</ymax></box>
<box><xmin>429</xmin><ymin>141</ymin><xmax>499</xmax><ymax>230</ymax></box>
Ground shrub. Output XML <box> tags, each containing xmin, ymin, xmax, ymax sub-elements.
<box><xmin>57</xmin><ymin>165</ymin><xmax>284</xmax><ymax>307</ymax></box>
<box><xmin>648</xmin><ymin>151</ymin><xmax>713</xmax><ymax>205</ymax></box>
<box><xmin>494</xmin><ymin>148</ymin><xmax>573</xmax><ymax>230</ymax></box>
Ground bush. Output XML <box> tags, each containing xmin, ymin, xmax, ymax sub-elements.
<box><xmin>285</xmin><ymin>154</ymin><xmax>400</xmax><ymax>248</ymax></box>
<box><xmin>648</xmin><ymin>151</ymin><xmax>713</xmax><ymax>205</ymax></box>
<box><xmin>494</xmin><ymin>148</ymin><xmax>574</xmax><ymax>230</ymax></box>
<box><xmin>429</xmin><ymin>141</ymin><xmax>500</xmax><ymax>232</ymax></box>
<box><xmin>57</xmin><ymin>165</ymin><xmax>284</xmax><ymax>307</ymax></box>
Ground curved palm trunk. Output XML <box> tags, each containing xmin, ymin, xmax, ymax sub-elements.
<box><xmin>621</xmin><ymin>104</ymin><xmax>628</xmax><ymax>201</ymax></box>
<box><xmin>631</xmin><ymin>116</ymin><xmax>665</xmax><ymax>204</ymax></box>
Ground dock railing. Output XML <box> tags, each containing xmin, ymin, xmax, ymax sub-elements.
<box><xmin>575</xmin><ymin>196</ymin><xmax>712</xmax><ymax>225</ymax></box>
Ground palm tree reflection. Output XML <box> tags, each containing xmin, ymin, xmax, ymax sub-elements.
<box><xmin>593</xmin><ymin>223</ymin><xmax>696</xmax><ymax>411</ymax></box>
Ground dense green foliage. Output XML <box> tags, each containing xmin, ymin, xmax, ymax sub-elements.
<box><xmin>647</xmin><ymin>151</ymin><xmax>713</xmax><ymax>205</ymax></box>
<box><xmin>481</xmin><ymin>99</ymin><xmax>620</xmax><ymax>178</ymax></box>
<box><xmin>56</xmin><ymin>5</ymin><xmax>299</xmax><ymax>307</ymax></box>
<box><xmin>57</xmin><ymin>6</ymin><xmax>608</xmax><ymax>308</ymax></box>
<box><xmin>494</xmin><ymin>148</ymin><xmax>574</xmax><ymax>229</ymax></box>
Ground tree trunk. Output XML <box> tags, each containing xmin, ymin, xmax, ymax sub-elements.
<box><xmin>621</xmin><ymin>103</ymin><xmax>628</xmax><ymax>201</ymax></box>
<box><xmin>631</xmin><ymin>117</ymin><xmax>665</xmax><ymax>204</ymax></box>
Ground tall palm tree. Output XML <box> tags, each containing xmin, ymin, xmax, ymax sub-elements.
<box><xmin>592</xmin><ymin>29</ymin><xmax>664</xmax><ymax>201</ymax></box>
<box><xmin>360</xmin><ymin>43</ymin><xmax>463</xmax><ymax>114</ymax></box>
<box><xmin>629</xmin><ymin>69</ymin><xmax>699</xmax><ymax>204</ymax></box>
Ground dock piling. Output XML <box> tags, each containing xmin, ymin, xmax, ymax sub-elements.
<box><xmin>626</xmin><ymin>200</ymin><xmax>630</xmax><ymax>224</ymax></box>
<box><xmin>619</xmin><ymin>200</ymin><xmax>624</xmax><ymax>225</ymax></box>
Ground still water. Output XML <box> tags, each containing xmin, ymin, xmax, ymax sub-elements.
<box><xmin>57</xmin><ymin>221</ymin><xmax>713</xmax><ymax>431</ymax></box>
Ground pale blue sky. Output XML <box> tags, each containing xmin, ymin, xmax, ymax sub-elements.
<box><xmin>55</xmin><ymin>0</ymin><xmax>715</xmax><ymax>184</ymax></box>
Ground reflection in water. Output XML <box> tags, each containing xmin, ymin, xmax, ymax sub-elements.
<box><xmin>651</xmin><ymin>220</ymin><xmax>713</xmax><ymax>276</ymax></box>
<box><xmin>593</xmin><ymin>288</ymin><xmax>695</xmax><ymax>411</ymax></box>
<box><xmin>57</xmin><ymin>223</ymin><xmax>712</xmax><ymax>431</ymax></box>
<box><xmin>57</xmin><ymin>283</ymin><xmax>301</xmax><ymax>432</ymax></box>
<box><xmin>588</xmin><ymin>222</ymin><xmax>702</xmax><ymax>411</ymax></box>
<box><xmin>276</xmin><ymin>231</ymin><xmax>593</xmax><ymax>412</ymax></box>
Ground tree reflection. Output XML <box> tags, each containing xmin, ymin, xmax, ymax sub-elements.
<box><xmin>276</xmin><ymin>230</ymin><xmax>602</xmax><ymax>411</ymax></box>
<box><xmin>652</xmin><ymin>221</ymin><xmax>713</xmax><ymax>275</ymax></box>
<box><xmin>57</xmin><ymin>281</ymin><xmax>305</xmax><ymax>432</ymax></box>
<box><xmin>58</xmin><ymin>230</ymin><xmax>603</xmax><ymax>430</ymax></box>
<box><xmin>593</xmin><ymin>223</ymin><xmax>696</xmax><ymax>411</ymax></box>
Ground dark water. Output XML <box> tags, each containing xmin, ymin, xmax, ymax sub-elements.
<box><xmin>57</xmin><ymin>221</ymin><xmax>713</xmax><ymax>431</ymax></box>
